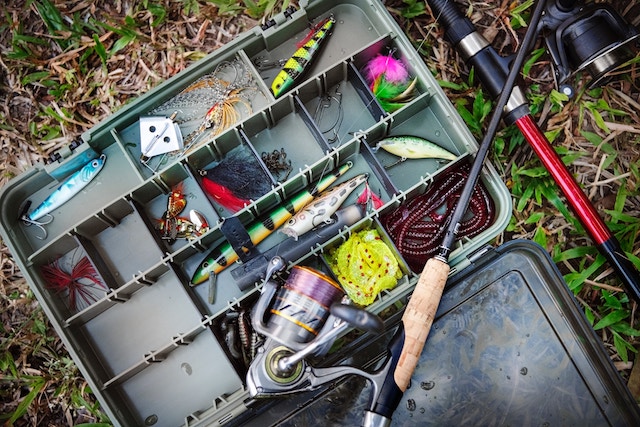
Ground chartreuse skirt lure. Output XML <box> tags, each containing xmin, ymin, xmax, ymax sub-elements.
<box><xmin>376</xmin><ymin>135</ymin><xmax>457</xmax><ymax>162</ymax></box>
<box><xmin>190</xmin><ymin>161</ymin><xmax>353</xmax><ymax>285</ymax></box>
<box><xmin>270</xmin><ymin>16</ymin><xmax>336</xmax><ymax>98</ymax></box>
<box><xmin>326</xmin><ymin>228</ymin><xmax>402</xmax><ymax>306</ymax></box>
<box><xmin>22</xmin><ymin>154</ymin><xmax>107</xmax><ymax>239</ymax></box>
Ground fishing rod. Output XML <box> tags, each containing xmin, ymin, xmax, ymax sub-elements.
<box><xmin>425</xmin><ymin>0</ymin><xmax>640</xmax><ymax>303</ymax></box>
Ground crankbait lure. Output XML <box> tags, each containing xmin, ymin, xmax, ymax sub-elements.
<box><xmin>375</xmin><ymin>135</ymin><xmax>457</xmax><ymax>163</ymax></box>
<box><xmin>190</xmin><ymin>161</ymin><xmax>353</xmax><ymax>286</ymax></box>
<box><xmin>271</xmin><ymin>16</ymin><xmax>336</xmax><ymax>98</ymax></box>
<box><xmin>326</xmin><ymin>228</ymin><xmax>402</xmax><ymax>306</ymax></box>
<box><xmin>280</xmin><ymin>173</ymin><xmax>368</xmax><ymax>240</ymax></box>
<box><xmin>22</xmin><ymin>154</ymin><xmax>107</xmax><ymax>239</ymax></box>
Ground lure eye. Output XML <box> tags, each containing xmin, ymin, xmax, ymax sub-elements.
<box><xmin>91</xmin><ymin>160</ymin><xmax>100</xmax><ymax>167</ymax></box>
<box><xmin>202</xmin><ymin>261</ymin><xmax>209</xmax><ymax>268</ymax></box>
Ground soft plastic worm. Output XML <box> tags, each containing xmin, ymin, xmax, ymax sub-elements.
<box><xmin>326</xmin><ymin>229</ymin><xmax>402</xmax><ymax>306</ymax></box>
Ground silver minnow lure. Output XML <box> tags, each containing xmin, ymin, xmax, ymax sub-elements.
<box><xmin>280</xmin><ymin>173</ymin><xmax>368</xmax><ymax>240</ymax></box>
<box><xmin>26</xmin><ymin>154</ymin><xmax>107</xmax><ymax>223</ymax></box>
<box><xmin>375</xmin><ymin>135</ymin><xmax>457</xmax><ymax>161</ymax></box>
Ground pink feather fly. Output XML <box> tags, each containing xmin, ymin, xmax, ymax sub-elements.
<box><xmin>363</xmin><ymin>52</ymin><xmax>416</xmax><ymax>112</ymax></box>
<box><xmin>364</xmin><ymin>53</ymin><xmax>409</xmax><ymax>86</ymax></box>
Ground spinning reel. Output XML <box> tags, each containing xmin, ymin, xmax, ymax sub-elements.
<box><xmin>246</xmin><ymin>257</ymin><xmax>392</xmax><ymax>414</ymax></box>
<box><xmin>538</xmin><ymin>0</ymin><xmax>639</xmax><ymax>97</ymax></box>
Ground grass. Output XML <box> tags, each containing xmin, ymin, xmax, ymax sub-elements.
<box><xmin>1</xmin><ymin>0</ymin><xmax>639</xmax><ymax>424</ymax></box>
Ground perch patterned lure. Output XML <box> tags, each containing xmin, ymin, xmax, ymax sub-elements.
<box><xmin>280</xmin><ymin>173</ymin><xmax>368</xmax><ymax>240</ymax></box>
<box><xmin>271</xmin><ymin>16</ymin><xmax>336</xmax><ymax>98</ymax></box>
<box><xmin>190</xmin><ymin>161</ymin><xmax>353</xmax><ymax>286</ymax></box>
<box><xmin>22</xmin><ymin>154</ymin><xmax>106</xmax><ymax>238</ymax></box>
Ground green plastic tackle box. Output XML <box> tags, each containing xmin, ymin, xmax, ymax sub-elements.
<box><xmin>0</xmin><ymin>0</ymin><xmax>635</xmax><ymax>426</ymax></box>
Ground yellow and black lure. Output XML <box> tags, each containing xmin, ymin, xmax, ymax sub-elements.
<box><xmin>271</xmin><ymin>16</ymin><xmax>336</xmax><ymax>98</ymax></box>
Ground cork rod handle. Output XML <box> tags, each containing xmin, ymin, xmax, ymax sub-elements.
<box><xmin>393</xmin><ymin>257</ymin><xmax>449</xmax><ymax>391</ymax></box>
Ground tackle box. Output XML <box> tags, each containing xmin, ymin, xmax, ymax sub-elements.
<box><xmin>0</xmin><ymin>0</ymin><xmax>636</xmax><ymax>426</ymax></box>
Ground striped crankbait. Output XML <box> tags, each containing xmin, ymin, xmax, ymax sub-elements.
<box><xmin>22</xmin><ymin>154</ymin><xmax>106</xmax><ymax>239</ymax></box>
<box><xmin>190</xmin><ymin>161</ymin><xmax>353</xmax><ymax>286</ymax></box>
<box><xmin>271</xmin><ymin>16</ymin><xmax>336</xmax><ymax>98</ymax></box>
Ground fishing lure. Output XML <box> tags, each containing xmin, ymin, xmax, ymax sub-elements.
<box><xmin>151</xmin><ymin>60</ymin><xmax>257</xmax><ymax>155</ymax></box>
<box><xmin>271</xmin><ymin>16</ymin><xmax>336</xmax><ymax>98</ymax></box>
<box><xmin>356</xmin><ymin>182</ymin><xmax>385</xmax><ymax>210</ymax></box>
<box><xmin>190</xmin><ymin>161</ymin><xmax>353</xmax><ymax>286</ymax></box>
<box><xmin>41</xmin><ymin>255</ymin><xmax>106</xmax><ymax>311</ymax></box>
<box><xmin>380</xmin><ymin>162</ymin><xmax>495</xmax><ymax>272</ymax></box>
<box><xmin>200</xmin><ymin>145</ymin><xmax>273</xmax><ymax>212</ymax></box>
<box><xmin>375</xmin><ymin>135</ymin><xmax>457</xmax><ymax>165</ymax></box>
<box><xmin>280</xmin><ymin>173</ymin><xmax>368</xmax><ymax>240</ymax></box>
<box><xmin>325</xmin><ymin>229</ymin><xmax>402</xmax><ymax>306</ymax></box>
<box><xmin>364</xmin><ymin>52</ymin><xmax>417</xmax><ymax>112</ymax></box>
<box><xmin>157</xmin><ymin>210</ymin><xmax>210</xmax><ymax>242</ymax></box>
<box><xmin>22</xmin><ymin>154</ymin><xmax>107</xmax><ymax>239</ymax></box>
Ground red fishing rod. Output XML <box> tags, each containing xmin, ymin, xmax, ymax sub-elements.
<box><xmin>426</xmin><ymin>0</ymin><xmax>640</xmax><ymax>303</ymax></box>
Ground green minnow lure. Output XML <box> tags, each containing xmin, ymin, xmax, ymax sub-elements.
<box><xmin>22</xmin><ymin>154</ymin><xmax>107</xmax><ymax>239</ymax></box>
<box><xmin>270</xmin><ymin>16</ymin><xmax>336</xmax><ymax>98</ymax></box>
<box><xmin>190</xmin><ymin>161</ymin><xmax>353</xmax><ymax>285</ymax></box>
<box><xmin>375</xmin><ymin>135</ymin><xmax>457</xmax><ymax>161</ymax></box>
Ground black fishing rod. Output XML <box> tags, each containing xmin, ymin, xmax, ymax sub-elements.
<box><xmin>427</xmin><ymin>0</ymin><xmax>640</xmax><ymax>303</ymax></box>
<box><xmin>360</xmin><ymin>1</ymin><xmax>549</xmax><ymax>425</ymax></box>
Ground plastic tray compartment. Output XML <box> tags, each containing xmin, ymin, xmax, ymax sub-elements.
<box><xmin>1</xmin><ymin>142</ymin><xmax>141</xmax><ymax>254</ymax></box>
<box><xmin>248</xmin><ymin>2</ymin><xmax>386</xmax><ymax>100</ymax></box>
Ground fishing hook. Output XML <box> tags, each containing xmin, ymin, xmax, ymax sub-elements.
<box><xmin>21</xmin><ymin>214</ymin><xmax>53</xmax><ymax>240</ymax></box>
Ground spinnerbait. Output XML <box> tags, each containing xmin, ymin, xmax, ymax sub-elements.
<box><xmin>22</xmin><ymin>154</ymin><xmax>107</xmax><ymax>239</ymax></box>
<box><xmin>271</xmin><ymin>16</ymin><xmax>336</xmax><ymax>98</ymax></box>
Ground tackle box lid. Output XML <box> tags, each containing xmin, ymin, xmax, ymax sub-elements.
<box><xmin>235</xmin><ymin>239</ymin><xmax>640</xmax><ymax>426</ymax></box>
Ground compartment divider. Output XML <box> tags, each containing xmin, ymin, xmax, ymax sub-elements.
<box><xmin>293</xmin><ymin>95</ymin><xmax>332</xmax><ymax>152</ymax></box>
<box><xmin>347</xmin><ymin>60</ymin><xmax>386</xmax><ymax>121</ymax></box>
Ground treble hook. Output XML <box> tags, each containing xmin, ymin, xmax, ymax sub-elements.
<box><xmin>21</xmin><ymin>214</ymin><xmax>53</xmax><ymax>240</ymax></box>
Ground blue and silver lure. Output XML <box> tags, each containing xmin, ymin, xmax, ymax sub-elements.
<box><xmin>22</xmin><ymin>154</ymin><xmax>107</xmax><ymax>238</ymax></box>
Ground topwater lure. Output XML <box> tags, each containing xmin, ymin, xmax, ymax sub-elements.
<box><xmin>271</xmin><ymin>16</ymin><xmax>336</xmax><ymax>98</ymax></box>
<box><xmin>22</xmin><ymin>154</ymin><xmax>107</xmax><ymax>239</ymax></box>
<box><xmin>280</xmin><ymin>173</ymin><xmax>368</xmax><ymax>240</ymax></box>
<box><xmin>375</xmin><ymin>135</ymin><xmax>457</xmax><ymax>164</ymax></box>
<box><xmin>190</xmin><ymin>161</ymin><xmax>353</xmax><ymax>286</ymax></box>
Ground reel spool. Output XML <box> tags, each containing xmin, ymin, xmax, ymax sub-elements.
<box><xmin>248</xmin><ymin>258</ymin><xmax>383</xmax><ymax>390</ymax></box>
<box><xmin>539</xmin><ymin>0</ymin><xmax>639</xmax><ymax>97</ymax></box>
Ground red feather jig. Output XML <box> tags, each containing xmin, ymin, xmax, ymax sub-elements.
<box><xmin>41</xmin><ymin>255</ymin><xmax>106</xmax><ymax>311</ymax></box>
